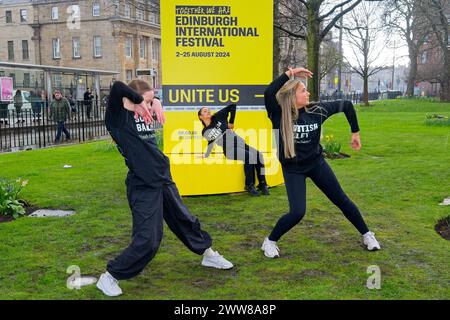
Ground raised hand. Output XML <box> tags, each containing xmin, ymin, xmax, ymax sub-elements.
<box><xmin>351</xmin><ymin>132</ymin><xmax>361</xmax><ymax>151</ymax></box>
<box><xmin>150</xmin><ymin>98</ymin><xmax>166</xmax><ymax>125</ymax></box>
<box><xmin>286</xmin><ymin>67</ymin><xmax>313</xmax><ymax>79</ymax></box>
<box><xmin>134</xmin><ymin>101</ymin><xmax>153</xmax><ymax>125</ymax></box>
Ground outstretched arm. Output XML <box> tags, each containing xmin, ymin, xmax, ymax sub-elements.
<box><xmin>321</xmin><ymin>100</ymin><xmax>361</xmax><ymax>150</ymax></box>
<box><xmin>214</xmin><ymin>103</ymin><xmax>236</xmax><ymax>124</ymax></box>
<box><xmin>321</xmin><ymin>100</ymin><xmax>360</xmax><ymax>133</ymax></box>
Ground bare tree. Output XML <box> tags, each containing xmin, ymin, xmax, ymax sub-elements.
<box><xmin>274</xmin><ymin>0</ymin><xmax>377</xmax><ymax>101</ymax></box>
<box><xmin>382</xmin><ymin>0</ymin><xmax>428</xmax><ymax>96</ymax></box>
<box><xmin>416</xmin><ymin>0</ymin><xmax>450</xmax><ymax>101</ymax></box>
<box><xmin>344</xmin><ymin>1</ymin><xmax>387</xmax><ymax>105</ymax></box>
<box><xmin>320</xmin><ymin>40</ymin><xmax>341</xmax><ymax>81</ymax></box>
<box><xmin>275</xmin><ymin>0</ymin><xmax>308</xmax><ymax>75</ymax></box>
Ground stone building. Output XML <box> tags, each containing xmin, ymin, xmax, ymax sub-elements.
<box><xmin>32</xmin><ymin>0</ymin><xmax>161</xmax><ymax>90</ymax></box>
<box><xmin>1</xmin><ymin>0</ymin><xmax>162</xmax><ymax>93</ymax></box>
<box><xmin>0</xmin><ymin>0</ymin><xmax>37</xmax><ymax>87</ymax></box>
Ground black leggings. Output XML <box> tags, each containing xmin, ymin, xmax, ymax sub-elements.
<box><xmin>223</xmin><ymin>136</ymin><xmax>266</xmax><ymax>186</ymax></box>
<box><xmin>269</xmin><ymin>159</ymin><xmax>369</xmax><ymax>241</ymax></box>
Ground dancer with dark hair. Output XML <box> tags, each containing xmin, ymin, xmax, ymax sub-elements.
<box><xmin>198</xmin><ymin>104</ymin><xmax>269</xmax><ymax>196</ymax></box>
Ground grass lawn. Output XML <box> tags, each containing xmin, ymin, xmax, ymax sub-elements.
<box><xmin>0</xmin><ymin>99</ymin><xmax>449</xmax><ymax>300</ymax></box>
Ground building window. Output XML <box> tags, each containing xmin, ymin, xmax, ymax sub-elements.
<box><xmin>421</xmin><ymin>51</ymin><xmax>428</xmax><ymax>64</ymax></box>
<box><xmin>10</xmin><ymin>73</ymin><xmax>16</xmax><ymax>87</ymax></box>
<box><xmin>125</xmin><ymin>37</ymin><xmax>133</xmax><ymax>57</ymax></box>
<box><xmin>93</xmin><ymin>1</ymin><xmax>100</xmax><ymax>17</ymax></box>
<box><xmin>152</xmin><ymin>38</ymin><xmax>160</xmax><ymax>61</ymax></box>
<box><xmin>149</xmin><ymin>12</ymin><xmax>156</xmax><ymax>24</ymax></box>
<box><xmin>23</xmin><ymin>73</ymin><xmax>30</xmax><ymax>87</ymax></box>
<box><xmin>69</xmin><ymin>5</ymin><xmax>81</xmax><ymax>19</ymax></box>
<box><xmin>126</xmin><ymin>70</ymin><xmax>133</xmax><ymax>82</ymax></box>
<box><xmin>113</xmin><ymin>0</ymin><xmax>120</xmax><ymax>15</ymax></box>
<box><xmin>137</xmin><ymin>8</ymin><xmax>144</xmax><ymax>20</ymax></box>
<box><xmin>148</xmin><ymin>9</ymin><xmax>160</xmax><ymax>24</ymax></box>
<box><xmin>124</xmin><ymin>3</ymin><xmax>131</xmax><ymax>18</ymax></box>
<box><xmin>6</xmin><ymin>11</ymin><xmax>12</xmax><ymax>23</ymax></box>
<box><xmin>51</xmin><ymin>7</ymin><xmax>59</xmax><ymax>20</ymax></box>
<box><xmin>93</xmin><ymin>36</ymin><xmax>102</xmax><ymax>57</ymax></box>
<box><xmin>140</xmin><ymin>37</ymin><xmax>147</xmax><ymax>59</ymax></box>
<box><xmin>7</xmin><ymin>41</ymin><xmax>14</xmax><ymax>60</ymax></box>
<box><xmin>52</xmin><ymin>38</ymin><xmax>61</xmax><ymax>59</ymax></box>
<box><xmin>73</xmin><ymin>38</ymin><xmax>81</xmax><ymax>58</ymax></box>
<box><xmin>20</xmin><ymin>9</ymin><xmax>27</xmax><ymax>22</ymax></box>
<box><xmin>22</xmin><ymin>40</ymin><xmax>29</xmax><ymax>60</ymax></box>
<box><xmin>53</xmin><ymin>74</ymin><xmax>62</xmax><ymax>88</ymax></box>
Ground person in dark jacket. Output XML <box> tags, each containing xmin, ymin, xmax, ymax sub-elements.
<box><xmin>30</xmin><ymin>90</ymin><xmax>42</xmax><ymax>122</ymax></box>
<box><xmin>198</xmin><ymin>104</ymin><xmax>269</xmax><ymax>196</ymax></box>
<box><xmin>260</xmin><ymin>67</ymin><xmax>380</xmax><ymax>259</ymax></box>
<box><xmin>49</xmin><ymin>89</ymin><xmax>71</xmax><ymax>143</ymax></box>
<box><xmin>96</xmin><ymin>80</ymin><xmax>233</xmax><ymax>297</ymax></box>
<box><xmin>13</xmin><ymin>90</ymin><xmax>24</xmax><ymax>123</ymax></box>
<box><xmin>83</xmin><ymin>87</ymin><xmax>94</xmax><ymax>119</ymax></box>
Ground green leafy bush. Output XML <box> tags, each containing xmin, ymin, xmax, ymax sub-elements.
<box><xmin>0</xmin><ymin>178</ymin><xmax>28</xmax><ymax>219</ymax></box>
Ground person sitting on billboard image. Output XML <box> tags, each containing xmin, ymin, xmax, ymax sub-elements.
<box><xmin>96</xmin><ymin>79</ymin><xmax>234</xmax><ymax>297</ymax></box>
<box><xmin>198</xmin><ymin>104</ymin><xmax>270</xmax><ymax>196</ymax></box>
<box><xmin>260</xmin><ymin>67</ymin><xmax>381</xmax><ymax>259</ymax></box>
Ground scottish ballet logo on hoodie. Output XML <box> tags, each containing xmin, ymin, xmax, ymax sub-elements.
<box><xmin>134</xmin><ymin>116</ymin><xmax>156</xmax><ymax>141</ymax></box>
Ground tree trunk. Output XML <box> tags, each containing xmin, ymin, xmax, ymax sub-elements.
<box><xmin>363</xmin><ymin>73</ymin><xmax>369</xmax><ymax>106</ymax></box>
<box><xmin>406</xmin><ymin>45</ymin><xmax>417</xmax><ymax>97</ymax></box>
<box><xmin>306</xmin><ymin>4</ymin><xmax>321</xmax><ymax>101</ymax></box>
<box><xmin>440</xmin><ymin>52</ymin><xmax>450</xmax><ymax>102</ymax></box>
<box><xmin>281</xmin><ymin>39</ymin><xmax>295</xmax><ymax>71</ymax></box>
<box><xmin>273</xmin><ymin>0</ymin><xmax>281</xmax><ymax>79</ymax></box>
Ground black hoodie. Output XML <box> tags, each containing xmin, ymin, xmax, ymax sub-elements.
<box><xmin>105</xmin><ymin>81</ymin><xmax>170</xmax><ymax>186</ymax></box>
<box><xmin>201</xmin><ymin>104</ymin><xmax>240</xmax><ymax>157</ymax></box>
<box><xmin>264</xmin><ymin>73</ymin><xmax>360</xmax><ymax>172</ymax></box>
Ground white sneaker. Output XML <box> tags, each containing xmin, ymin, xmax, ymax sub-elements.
<box><xmin>261</xmin><ymin>237</ymin><xmax>280</xmax><ymax>258</ymax></box>
<box><xmin>96</xmin><ymin>272</ymin><xmax>123</xmax><ymax>297</ymax></box>
<box><xmin>363</xmin><ymin>231</ymin><xmax>381</xmax><ymax>251</ymax></box>
<box><xmin>201</xmin><ymin>248</ymin><xmax>234</xmax><ymax>269</ymax></box>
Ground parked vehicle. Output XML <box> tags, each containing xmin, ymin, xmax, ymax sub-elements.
<box><xmin>7</xmin><ymin>90</ymin><xmax>32</xmax><ymax>111</ymax></box>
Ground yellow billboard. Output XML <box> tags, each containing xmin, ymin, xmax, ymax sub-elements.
<box><xmin>161</xmin><ymin>0</ymin><xmax>283</xmax><ymax>195</ymax></box>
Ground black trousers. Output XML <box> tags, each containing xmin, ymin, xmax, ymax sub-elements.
<box><xmin>223</xmin><ymin>138</ymin><xmax>266</xmax><ymax>187</ymax></box>
<box><xmin>107</xmin><ymin>173</ymin><xmax>212</xmax><ymax>280</ymax></box>
<box><xmin>269</xmin><ymin>158</ymin><xmax>369</xmax><ymax>241</ymax></box>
